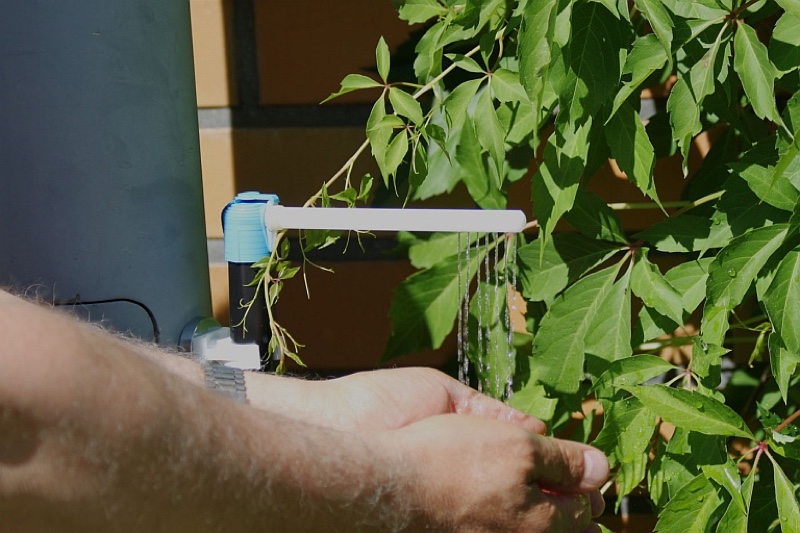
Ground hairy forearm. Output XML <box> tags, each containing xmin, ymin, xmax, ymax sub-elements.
<box><xmin>0</xmin><ymin>292</ymin><xmax>411</xmax><ymax>532</ymax></box>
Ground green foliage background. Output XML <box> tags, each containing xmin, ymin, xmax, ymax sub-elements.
<box><xmin>275</xmin><ymin>0</ymin><xmax>800</xmax><ymax>530</ymax></box>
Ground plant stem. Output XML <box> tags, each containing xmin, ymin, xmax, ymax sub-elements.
<box><xmin>776</xmin><ymin>409</ymin><xmax>800</xmax><ymax>433</ymax></box>
<box><xmin>608</xmin><ymin>201</ymin><xmax>688</xmax><ymax>211</ymax></box>
<box><xmin>671</xmin><ymin>190</ymin><xmax>724</xmax><ymax>217</ymax></box>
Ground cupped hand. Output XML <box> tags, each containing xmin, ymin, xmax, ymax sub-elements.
<box><xmin>316</xmin><ymin>367</ymin><xmax>546</xmax><ymax>434</ymax></box>
<box><xmin>380</xmin><ymin>413</ymin><xmax>608</xmax><ymax>533</ymax></box>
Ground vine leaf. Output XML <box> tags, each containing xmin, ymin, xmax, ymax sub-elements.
<box><xmin>564</xmin><ymin>188</ymin><xmax>628</xmax><ymax>244</ymax></box>
<box><xmin>382</xmin><ymin>250</ymin><xmax>484</xmax><ymax>362</ymax></box>
<box><xmin>532</xmin><ymin>117</ymin><xmax>593</xmax><ymax>254</ymax></box>
<box><xmin>517</xmin><ymin>234</ymin><xmax>620</xmax><ymax>304</ymax></box>
<box><xmin>555</xmin><ymin>1</ymin><xmax>625</xmax><ymax>122</ymax></box>
<box><xmin>473</xmin><ymin>87</ymin><xmax>506</xmax><ymax>184</ymax></box>
<box><xmin>654</xmin><ymin>474</ymin><xmax>725</xmax><ymax>533</ymax></box>
<box><xmin>764</xmin><ymin>247</ymin><xmax>800</xmax><ymax>400</ymax></box>
<box><xmin>769</xmin><ymin>453</ymin><xmax>800</xmax><ymax>533</ymax></box>
<box><xmin>518</xmin><ymin>0</ymin><xmax>559</xmax><ymax>119</ymax></box>
<box><xmin>624</xmin><ymin>385</ymin><xmax>754</xmax><ymax>439</ymax></box>
<box><xmin>633</xmin><ymin>0</ymin><xmax>673</xmax><ymax>68</ymax></box>
<box><xmin>631</xmin><ymin>248</ymin><xmax>684</xmax><ymax>325</ymax></box>
<box><xmin>322</xmin><ymin>74</ymin><xmax>382</xmax><ymax>103</ymax></box>
<box><xmin>397</xmin><ymin>0</ymin><xmax>448</xmax><ymax>24</ymax></box>
<box><xmin>702</xmin><ymin>223</ymin><xmax>789</xmax><ymax>345</ymax></box>
<box><xmin>532</xmin><ymin>261</ymin><xmax>623</xmax><ymax>394</ymax></box>
<box><xmin>667</xmin><ymin>78</ymin><xmax>702</xmax><ymax>175</ymax></box>
<box><xmin>592</xmin><ymin>354</ymin><xmax>678</xmax><ymax>392</ymax></box>
<box><xmin>593</xmin><ymin>396</ymin><xmax>655</xmax><ymax>503</ymax></box>
<box><xmin>606</xmin><ymin>101</ymin><xmax>660</xmax><ymax>206</ymax></box>
<box><xmin>733</xmin><ymin>21</ymin><xmax>781</xmax><ymax>124</ymax></box>
<box><xmin>585</xmin><ymin>262</ymin><xmax>633</xmax><ymax>365</ymax></box>
<box><xmin>389</xmin><ymin>87</ymin><xmax>424</xmax><ymax>126</ymax></box>
<box><xmin>376</xmin><ymin>37</ymin><xmax>390</xmax><ymax>83</ymax></box>
<box><xmin>609</xmin><ymin>34</ymin><xmax>668</xmax><ymax>120</ymax></box>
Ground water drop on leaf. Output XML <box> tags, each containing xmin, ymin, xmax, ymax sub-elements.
<box><xmin>727</xmin><ymin>267</ymin><xmax>737</xmax><ymax>277</ymax></box>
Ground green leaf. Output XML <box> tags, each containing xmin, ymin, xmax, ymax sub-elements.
<box><xmin>702</xmin><ymin>224</ymin><xmax>789</xmax><ymax>344</ymax></box>
<box><xmin>665</xmin><ymin>258</ymin><xmax>714</xmax><ymax>314</ymax></box>
<box><xmin>733</xmin><ymin>20</ymin><xmax>782</xmax><ymax>123</ymax></box>
<box><xmin>445</xmin><ymin>52</ymin><xmax>485</xmax><ymax>74</ymax></box>
<box><xmin>764</xmin><ymin>247</ymin><xmax>800</xmax><ymax>354</ymax></box>
<box><xmin>730</xmin><ymin>137</ymin><xmax>800</xmax><ymax>212</ymax></box>
<box><xmin>406</xmin><ymin>232</ymin><xmax>479</xmax><ymax>270</ymax></box>
<box><xmin>442</xmin><ymin>79</ymin><xmax>482</xmax><ymax>132</ymax></box>
<box><xmin>624</xmin><ymin>385</ymin><xmax>754</xmax><ymax>439</ymax></box>
<box><xmin>585</xmin><ymin>263</ymin><xmax>633</xmax><ymax>363</ymax></box>
<box><xmin>384</xmin><ymin>129</ymin><xmax>409</xmax><ymax>180</ymax></box>
<box><xmin>776</xmin><ymin>0</ymin><xmax>800</xmax><ymax>18</ymax></box>
<box><xmin>655</xmin><ymin>475</ymin><xmax>725</xmax><ymax>533</ymax></box>
<box><xmin>555</xmin><ymin>2</ymin><xmax>625</xmax><ymax>121</ymax></box>
<box><xmin>631</xmin><ymin>249</ymin><xmax>685</xmax><ymax>325</ymax></box>
<box><xmin>606</xmin><ymin>101</ymin><xmax>659</xmax><ymax>205</ymax></box>
<box><xmin>457</xmin><ymin>119</ymin><xmax>506</xmax><ymax>209</ymax></box>
<box><xmin>533</xmin><ymin>261</ymin><xmax>623</xmax><ymax>394</ymax></box>
<box><xmin>592</xmin><ymin>354</ymin><xmax>679</xmax><ymax>392</ymax></box>
<box><xmin>716</xmin><ymin>467</ymin><xmax>754</xmax><ymax>533</ymax></box>
<box><xmin>661</xmin><ymin>0</ymin><xmax>728</xmax><ymax>19</ymax></box>
<box><xmin>594</xmin><ymin>397</ymin><xmax>654</xmax><ymax>503</ymax></box>
<box><xmin>490</xmin><ymin>68</ymin><xmax>529</xmax><ymax>104</ymax></box>
<box><xmin>518</xmin><ymin>0</ymin><xmax>559</xmax><ymax>110</ymax></box>
<box><xmin>321</xmin><ymin>73</ymin><xmax>382</xmax><ymax>103</ymax></box>
<box><xmin>564</xmin><ymin>189</ymin><xmax>628</xmax><ymax>244</ymax></box>
<box><xmin>609</xmin><ymin>34</ymin><xmax>668</xmax><ymax>120</ymax></box>
<box><xmin>667</xmin><ymin>77</ymin><xmax>702</xmax><ymax>175</ymax></box>
<box><xmin>507</xmin><ymin>382</ymin><xmax>558</xmax><ymax>422</ymax></box>
<box><xmin>634</xmin><ymin>0</ymin><xmax>673</xmax><ymax>63</ymax></box>
<box><xmin>383</xmin><ymin>251</ymin><xmax>485</xmax><ymax>361</ymax></box>
<box><xmin>389</xmin><ymin>87</ymin><xmax>424</xmax><ymax>125</ymax></box>
<box><xmin>376</xmin><ymin>37</ymin><xmax>390</xmax><ymax>83</ymax></box>
<box><xmin>517</xmin><ymin>234</ymin><xmax>621</xmax><ymax>304</ymax></box>
<box><xmin>764</xmin><ymin>247</ymin><xmax>800</xmax><ymax>400</ymax></box>
<box><xmin>532</xmin><ymin>117</ymin><xmax>593</xmax><ymax>249</ymax></box>
<box><xmin>770</xmin><ymin>12</ymin><xmax>800</xmax><ymax>74</ymax></box>
<box><xmin>397</xmin><ymin>0</ymin><xmax>447</xmax><ymax>24</ymax></box>
<box><xmin>473</xmin><ymin>87</ymin><xmax>506</xmax><ymax>184</ymax></box>
<box><xmin>769</xmin><ymin>454</ymin><xmax>800</xmax><ymax>533</ymax></box>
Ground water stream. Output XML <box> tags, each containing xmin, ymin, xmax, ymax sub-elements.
<box><xmin>455</xmin><ymin>232</ymin><xmax>518</xmax><ymax>401</ymax></box>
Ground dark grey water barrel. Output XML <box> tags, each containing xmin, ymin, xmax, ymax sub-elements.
<box><xmin>0</xmin><ymin>0</ymin><xmax>211</xmax><ymax>346</ymax></box>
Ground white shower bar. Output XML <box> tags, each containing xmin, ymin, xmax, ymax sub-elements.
<box><xmin>264</xmin><ymin>205</ymin><xmax>527</xmax><ymax>234</ymax></box>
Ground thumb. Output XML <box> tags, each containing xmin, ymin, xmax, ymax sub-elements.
<box><xmin>527</xmin><ymin>435</ymin><xmax>609</xmax><ymax>493</ymax></box>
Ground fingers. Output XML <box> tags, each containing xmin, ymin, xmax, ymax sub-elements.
<box><xmin>527</xmin><ymin>434</ymin><xmax>609</xmax><ymax>493</ymax></box>
<box><xmin>438</xmin><ymin>373</ymin><xmax>547</xmax><ymax>434</ymax></box>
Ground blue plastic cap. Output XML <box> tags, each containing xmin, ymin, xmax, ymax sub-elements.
<box><xmin>222</xmin><ymin>192</ymin><xmax>279</xmax><ymax>263</ymax></box>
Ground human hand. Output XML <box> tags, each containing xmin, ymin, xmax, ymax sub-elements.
<box><xmin>289</xmin><ymin>367</ymin><xmax>546</xmax><ymax>434</ymax></box>
<box><xmin>381</xmin><ymin>414</ymin><xmax>608</xmax><ymax>533</ymax></box>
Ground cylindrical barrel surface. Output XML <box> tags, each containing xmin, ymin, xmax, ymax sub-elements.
<box><xmin>0</xmin><ymin>1</ymin><xmax>211</xmax><ymax>345</ymax></box>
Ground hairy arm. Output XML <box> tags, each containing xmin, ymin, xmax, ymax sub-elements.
<box><xmin>0</xmin><ymin>290</ymin><xmax>607</xmax><ymax>532</ymax></box>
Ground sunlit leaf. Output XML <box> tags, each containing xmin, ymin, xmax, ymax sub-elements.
<box><xmin>769</xmin><ymin>454</ymin><xmax>800</xmax><ymax>533</ymax></box>
<box><xmin>389</xmin><ymin>87</ymin><xmax>424</xmax><ymax>125</ymax></box>
<box><xmin>398</xmin><ymin>0</ymin><xmax>447</xmax><ymax>24</ymax></box>
<box><xmin>702</xmin><ymin>224</ymin><xmax>788</xmax><ymax>345</ymax></box>
<box><xmin>631</xmin><ymin>248</ymin><xmax>684</xmax><ymax>325</ymax></box>
<box><xmin>592</xmin><ymin>354</ymin><xmax>678</xmax><ymax>392</ymax></box>
<box><xmin>606</xmin><ymin>101</ymin><xmax>659</xmax><ymax>205</ymax></box>
<box><xmin>517</xmin><ymin>234</ymin><xmax>621</xmax><ymax>304</ymax></box>
<box><xmin>624</xmin><ymin>385</ymin><xmax>754</xmax><ymax>439</ymax></box>
<box><xmin>383</xmin><ymin>250</ymin><xmax>485</xmax><ymax>361</ymax></box>
<box><xmin>321</xmin><ymin>74</ymin><xmax>382</xmax><ymax>103</ymax></box>
<box><xmin>654</xmin><ymin>474</ymin><xmax>724</xmax><ymax>533</ymax></box>
<box><xmin>734</xmin><ymin>21</ymin><xmax>781</xmax><ymax>123</ymax></box>
<box><xmin>533</xmin><ymin>261</ymin><xmax>623</xmax><ymax>394</ymax></box>
<box><xmin>634</xmin><ymin>0</ymin><xmax>673</xmax><ymax>64</ymax></box>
